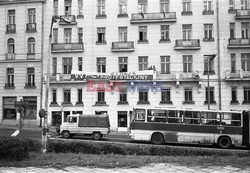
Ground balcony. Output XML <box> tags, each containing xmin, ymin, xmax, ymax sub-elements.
<box><xmin>49</xmin><ymin>74</ymin><xmax>73</xmax><ymax>83</ymax></box>
<box><xmin>5</xmin><ymin>53</ymin><xmax>15</xmax><ymax>60</ymax></box>
<box><xmin>111</xmin><ymin>41</ymin><xmax>135</xmax><ymax>52</ymax></box>
<box><xmin>174</xmin><ymin>39</ymin><xmax>200</xmax><ymax>50</ymax></box>
<box><xmin>235</xmin><ymin>9</ymin><xmax>250</xmax><ymax>19</ymax></box>
<box><xmin>51</xmin><ymin>43</ymin><xmax>84</xmax><ymax>53</ymax></box>
<box><xmin>156</xmin><ymin>71</ymin><xmax>201</xmax><ymax>81</ymax></box>
<box><xmin>130</xmin><ymin>12</ymin><xmax>177</xmax><ymax>24</ymax></box>
<box><xmin>227</xmin><ymin>38</ymin><xmax>250</xmax><ymax>49</ymax></box>
<box><xmin>26</xmin><ymin>23</ymin><xmax>36</xmax><ymax>33</ymax></box>
<box><xmin>6</xmin><ymin>24</ymin><xmax>16</xmax><ymax>34</ymax></box>
<box><xmin>24</xmin><ymin>83</ymin><xmax>36</xmax><ymax>89</ymax></box>
<box><xmin>4</xmin><ymin>83</ymin><xmax>15</xmax><ymax>89</ymax></box>
<box><xmin>58</xmin><ymin>15</ymin><xmax>77</xmax><ymax>25</ymax></box>
<box><xmin>225</xmin><ymin>70</ymin><xmax>250</xmax><ymax>81</ymax></box>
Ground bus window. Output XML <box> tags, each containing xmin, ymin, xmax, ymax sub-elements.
<box><xmin>134</xmin><ymin>109</ymin><xmax>146</xmax><ymax>121</ymax></box>
<box><xmin>184</xmin><ymin>111</ymin><xmax>200</xmax><ymax>124</ymax></box>
<box><xmin>147</xmin><ymin>109</ymin><xmax>167</xmax><ymax>123</ymax></box>
<box><xmin>221</xmin><ymin>113</ymin><xmax>241</xmax><ymax>126</ymax></box>
<box><xmin>201</xmin><ymin>112</ymin><xmax>220</xmax><ymax>125</ymax></box>
<box><xmin>168</xmin><ymin>110</ymin><xmax>181</xmax><ymax>123</ymax></box>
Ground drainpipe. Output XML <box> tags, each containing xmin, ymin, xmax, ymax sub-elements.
<box><xmin>216</xmin><ymin>0</ymin><xmax>222</xmax><ymax>110</ymax></box>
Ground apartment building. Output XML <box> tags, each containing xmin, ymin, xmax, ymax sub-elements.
<box><xmin>0</xmin><ymin>0</ymin><xmax>45</xmax><ymax>126</ymax></box>
<box><xmin>0</xmin><ymin>0</ymin><xmax>249</xmax><ymax>130</ymax></box>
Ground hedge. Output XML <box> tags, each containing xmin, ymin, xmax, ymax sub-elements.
<box><xmin>0</xmin><ymin>138</ymin><xmax>41</xmax><ymax>161</ymax></box>
<box><xmin>48</xmin><ymin>140</ymin><xmax>249</xmax><ymax>157</ymax></box>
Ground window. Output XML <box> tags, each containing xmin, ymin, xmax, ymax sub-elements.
<box><xmin>27</xmin><ymin>67</ymin><xmax>35</xmax><ymax>87</ymax></box>
<box><xmin>118</xmin><ymin>111</ymin><xmax>127</xmax><ymax>127</ymax></box>
<box><xmin>204</xmin><ymin>0</ymin><xmax>213</xmax><ymax>12</ymax></box>
<box><xmin>204</xmin><ymin>55</ymin><xmax>215</xmax><ymax>74</ymax></box>
<box><xmin>63</xmin><ymin>58</ymin><xmax>72</xmax><ymax>74</ymax></box>
<box><xmin>78</xmin><ymin>0</ymin><xmax>83</xmax><ymax>16</ymax></box>
<box><xmin>138</xmin><ymin>56</ymin><xmax>148</xmax><ymax>71</ymax></box>
<box><xmin>184</xmin><ymin>88</ymin><xmax>193</xmax><ymax>103</ymax></box>
<box><xmin>6</xmin><ymin>68</ymin><xmax>14</xmax><ymax>87</ymax></box>
<box><xmin>52</xmin><ymin>57</ymin><xmax>57</xmax><ymax>76</ymax></box>
<box><xmin>241</xmin><ymin>53</ymin><xmax>250</xmax><ymax>71</ymax></box>
<box><xmin>95</xmin><ymin>111</ymin><xmax>108</xmax><ymax>115</ymax></box>
<box><xmin>119</xmin><ymin>27</ymin><xmax>127</xmax><ymax>42</ymax></box>
<box><xmin>241</xmin><ymin>22</ymin><xmax>249</xmax><ymax>39</ymax></box>
<box><xmin>119</xmin><ymin>89</ymin><xmax>127</xmax><ymax>102</ymax></box>
<box><xmin>63</xmin><ymin>89</ymin><xmax>71</xmax><ymax>103</ymax></box>
<box><xmin>161</xmin><ymin>56</ymin><xmax>170</xmax><ymax>74</ymax></box>
<box><xmin>204</xmin><ymin>24</ymin><xmax>213</xmax><ymax>40</ymax></box>
<box><xmin>78</xmin><ymin>57</ymin><xmax>83</xmax><ymax>71</ymax></box>
<box><xmin>52</xmin><ymin>89</ymin><xmax>57</xmax><ymax>103</ymax></box>
<box><xmin>97</xmin><ymin>27</ymin><xmax>106</xmax><ymax>43</ymax></box>
<box><xmin>69</xmin><ymin>117</ymin><xmax>77</xmax><ymax>123</ymax></box>
<box><xmin>231</xmin><ymin>54</ymin><xmax>236</xmax><ymax>73</ymax></box>
<box><xmin>241</xmin><ymin>0</ymin><xmax>249</xmax><ymax>10</ymax></box>
<box><xmin>28</xmin><ymin>9</ymin><xmax>36</xmax><ymax>23</ymax></box>
<box><xmin>64</xmin><ymin>28</ymin><xmax>72</xmax><ymax>43</ymax></box>
<box><xmin>138</xmin><ymin>26</ymin><xmax>148</xmax><ymax>42</ymax></box>
<box><xmin>118</xmin><ymin>0</ymin><xmax>127</xmax><ymax>15</ymax></box>
<box><xmin>231</xmin><ymin>87</ymin><xmax>238</xmax><ymax>103</ymax></box>
<box><xmin>205</xmin><ymin>87</ymin><xmax>215</xmax><ymax>103</ymax></box>
<box><xmin>134</xmin><ymin>109</ymin><xmax>146</xmax><ymax>121</ymax></box>
<box><xmin>8</xmin><ymin>10</ymin><xmax>15</xmax><ymax>24</ymax></box>
<box><xmin>182</xmin><ymin>24</ymin><xmax>192</xmax><ymax>40</ymax></box>
<box><xmin>78</xmin><ymin>28</ymin><xmax>83</xmax><ymax>43</ymax></box>
<box><xmin>28</xmin><ymin>37</ymin><xmax>35</xmax><ymax>54</ymax></box>
<box><xmin>160</xmin><ymin>25</ymin><xmax>170</xmax><ymax>41</ymax></box>
<box><xmin>138</xmin><ymin>0</ymin><xmax>147</xmax><ymax>13</ymax></box>
<box><xmin>183</xmin><ymin>111</ymin><xmax>201</xmax><ymax>124</ymax></box>
<box><xmin>160</xmin><ymin>0</ymin><xmax>169</xmax><ymax>12</ymax></box>
<box><xmin>54</xmin><ymin>0</ymin><xmax>58</xmax><ymax>16</ymax></box>
<box><xmin>22</xmin><ymin>97</ymin><xmax>37</xmax><ymax>120</ymax></box>
<box><xmin>53</xmin><ymin>28</ymin><xmax>58</xmax><ymax>43</ymax></box>
<box><xmin>119</xmin><ymin>57</ymin><xmax>128</xmax><ymax>72</ymax></box>
<box><xmin>138</xmin><ymin>89</ymin><xmax>148</xmax><ymax>103</ymax></box>
<box><xmin>97</xmin><ymin>57</ymin><xmax>106</xmax><ymax>73</ymax></box>
<box><xmin>3</xmin><ymin>97</ymin><xmax>17</xmax><ymax>119</ymax></box>
<box><xmin>183</xmin><ymin>55</ymin><xmax>192</xmax><ymax>73</ymax></box>
<box><xmin>97</xmin><ymin>89</ymin><xmax>105</xmax><ymax>103</ymax></box>
<box><xmin>63</xmin><ymin>111</ymin><xmax>70</xmax><ymax>122</ymax></box>
<box><xmin>182</xmin><ymin>0</ymin><xmax>191</xmax><ymax>13</ymax></box>
<box><xmin>65</xmin><ymin>0</ymin><xmax>72</xmax><ymax>16</ymax></box>
<box><xmin>77</xmin><ymin>89</ymin><xmax>83</xmax><ymax>103</ymax></box>
<box><xmin>7</xmin><ymin>38</ymin><xmax>15</xmax><ymax>56</ymax></box>
<box><xmin>161</xmin><ymin>88</ymin><xmax>171</xmax><ymax>103</ymax></box>
<box><xmin>97</xmin><ymin>0</ymin><xmax>106</xmax><ymax>16</ymax></box>
<box><xmin>243</xmin><ymin>87</ymin><xmax>250</xmax><ymax>103</ymax></box>
<box><xmin>230</xmin><ymin>23</ymin><xmax>235</xmax><ymax>39</ymax></box>
<box><xmin>229</xmin><ymin>0</ymin><xmax>235</xmax><ymax>11</ymax></box>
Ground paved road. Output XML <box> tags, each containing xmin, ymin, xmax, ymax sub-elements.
<box><xmin>0</xmin><ymin>163</ymin><xmax>250</xmax><ymax>173</ymax></box>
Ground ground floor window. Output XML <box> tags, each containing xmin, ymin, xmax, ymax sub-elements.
<box><xmin>52</xmin><ymin>111</ymin><xmax>61</xmax><ymax>126</ymax></box>
<box><xmin>3</xmin><ymin>97</ymin><xmax>17</xmax><ymax>119</ymax></box>
<box><xmin>118</xmin><ymin>111</ymin><xmax>127</xmax><ymax>128</ymax></box>
<box><xmin>63</xmin><ymin>111</ymin><xmax>70</xmax><ymax>122</ymax></box>
<box><xmin>95</xmin><ymin>111</ymin><xmax>107</xmax><ymax>115</ymax></box>
<box><xmin>72</xmin><ymin>111</ymin><xmax>83</xmax><ymax>115</ymax></box>
<box><xmin>23</xmin><ymin>96</ymin><xmax>37</xmax><ymax>119</ymax></box>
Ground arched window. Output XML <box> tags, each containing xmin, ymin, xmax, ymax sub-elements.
<box><xmin>28</xmin><ymin>37</ymin><xmax>35</xmax><ymax>54</ymax></box>
<box><xmin>7</xmin><ymin>38</ymin><xmax>15</xmax><ymax>54</ymax></box>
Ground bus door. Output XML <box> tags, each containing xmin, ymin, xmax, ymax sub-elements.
<box><xmin>243</xmin><ymin>111</ymin><xmax>250</xmax><ymax>147</ymax></box>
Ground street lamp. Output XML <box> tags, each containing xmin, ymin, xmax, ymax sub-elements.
<box><xmin>205</xmin><ymin>54</ymin><xmax>216</xmax><ymax>110</ymax></box>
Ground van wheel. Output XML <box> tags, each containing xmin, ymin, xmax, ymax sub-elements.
<box><xmin>62</xmin><ymin>131</ymin><xmax>71</xmax><ymax>138</ymax></box>
<box><xmin>92</xmin><ymin>132</ymin><xmax>102</xmax><ymax>140</ymax></box>
<box><xmin>151</xmin><ymin>133</ymin><xmax>164</xmax><ymax>145</ymax></box>
<box><xmin>218</xmin><ymin>136</ymin><xmax>232</xmax><ymax>149</ymax></box>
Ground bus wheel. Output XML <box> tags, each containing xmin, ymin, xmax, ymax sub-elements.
<box><xmin>151</xmin><ymin>133</ymin><xmax>164</xmax><ymax>145</ymax></box>
<box><xmin>218</xmin><ymin>136</ymin><xmax>232</xmax><ymax>149</ymax></box>
<box><xmin>92</xmin><ymin>132</ymin><xmax>102</xmax><ymax>140</ymax></box>
<box><xmin>62</xmin><ymin>131</ymin><xmax>71</xmax><ymax>138</ymax></box>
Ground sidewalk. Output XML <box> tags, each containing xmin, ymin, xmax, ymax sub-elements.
<box><xmin>0</xmin><ymin>163</ymin><xmax>250</xmax><ymax>173</ymax></box>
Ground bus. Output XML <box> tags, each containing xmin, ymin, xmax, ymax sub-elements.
<box><xmin>129</xmin><ymin>107</ymin><xmax>250</xmax><ymax>148</ymax></box>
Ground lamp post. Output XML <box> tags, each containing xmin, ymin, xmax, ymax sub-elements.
<box><xmin>205</xmin><ymin>54</ymin><xmax>216</xmax><ymax>110</ymax></box>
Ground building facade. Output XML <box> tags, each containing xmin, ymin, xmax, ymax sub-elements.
<box><xmin>0</xmin><ymin>0</ymin><xmax>249</xmax><ymax>130</ymax></box>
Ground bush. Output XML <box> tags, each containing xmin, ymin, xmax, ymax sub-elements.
<box><xmin>48</xmin><ymin>140</ymin><xmax>235</xmax><ymax>157</ymax></box>
<box><xmin>0</xmin><ymin>138</ymin><xmax>41</xmax><ymax>161</ymax></box>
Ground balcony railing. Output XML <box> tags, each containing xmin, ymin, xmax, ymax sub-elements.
<box><xmin>58</xmin><ymin>15</ymin><xmax>77</xmax><ymax>25</ymax></box>
<box><xmin>175</xmin><ymin>39</ymin><xmax>200</xmax><ymax>50</ymax></box>
<box><xmin>111</xmin><ymin>41</ymin><xmax>135</xmax><ymax>52</ymax></box>
<box><xmin>25</xmin><ymin>83</ymin><xmax>36</xmax><ymax>88</ymax></box>
<box><xmin>26</xmin><ymin>23</ymin><xmax>36</xmax><ymax>32</ymax></box>
<box><xmin>5</xmin><ymin>53</ymin><xmax>15</xmax><ymax>60</ymax></box>
<box><xmin>49</xmin><ymin>74</ymin><xmax>73</xmax><ymax>82</ymax></box>
<box><xmin>51</xmin><ymin>43</ymin><xmax>84</xmax><ymax>53</ymax></box>
<box><xmin>225</xmin><ymin>70</ymin><xmax>250</xmax><ymax>80</ymax></box>
<box><xmin>235</xmin><ymin>9</ymin><xmax>250</xmax><ymax>19</ymax></box>
<box><xmin>131</xmin><ymin>12</ymin><xmax>176</xmax><ymax>23</ymax></box>
<box><xmin>4</xmin><ymin>83</ymin><xmax>15</xmax><ymax>89</ymax></box>
<box><xmin>228</xmin><ymin>38</ymin><xmax>250</xmax><ymax>48</ymax></box>
<box><xmin>6</xmin><ymin>24</ymin><xmax>16</xmax><ymax>33</ymax></box>
<box><xmin>156</xmin><ymin>71</ymin><xmax>201</xmax><ymax>81</ymax></box>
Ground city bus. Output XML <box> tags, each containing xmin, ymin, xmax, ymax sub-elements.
<box><xmin>129</xmin><ymin>107</ymin><xmax>250</xmax><ymax>148</ymax></box>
